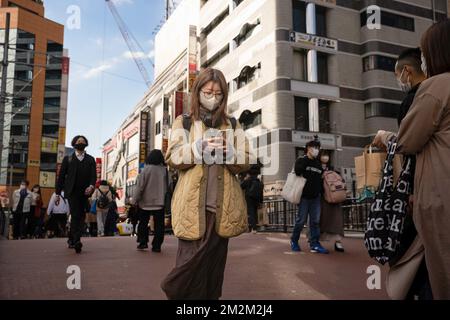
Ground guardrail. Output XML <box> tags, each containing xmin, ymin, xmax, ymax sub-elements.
<box><xmin>260</xmin><ymin>197</ymin><xmax>373</xmax><ymax>233</ymax></box>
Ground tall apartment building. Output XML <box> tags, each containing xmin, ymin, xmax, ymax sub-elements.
<box><xmin>103</xmin><ymin>0</ymin><xmax>448</xmax><ymax>199</ymax></box>
<box><xmin>0</xmin><ymin>0</ymin><xmax>68</xmax><ymax>204</ymax></box>
<box><xmin>199</xmin><ymin>0</ymin><xmax>447</xmax><ymax>192</ymax></box>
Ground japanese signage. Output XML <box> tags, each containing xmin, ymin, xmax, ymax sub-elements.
<box><xmin>289</xmin><ymin>31</ymin><xmax>338</xmax><ymax>52</ymax></box>
<box><xmin>39</xmin><ymin>171</ymin><xmax>56</xmax><ymax>188</ymax></box>
<box><xmin>292</xmin><ymin>131</ymin><xmax>341</xmax><ymax>150</ymax></box>
<box><xmin>96</xmin><ymin>158</ymin><xmax>102</xmax><ymax>181</ymax></box>
<box><xmin>28</xmin><ymin>159</ymin><xmax>40</xmax><ymax>167</ymax></box>
<box><xmin>41</xmin><ymin>137</ymin><xmax>58</xmax><ymax>153</ymax></box>
<box><xmin>139</xmin><ymin>111</ymin><xmax>149</xmax><ymax>171</ymax></box>
<box><xmin>127</xmin><ymin>159</ymin><xmax>138</xmax><ymax>180</ymax></box>
<box><xmin>122</xmin><ymin>119</ymin><xmax>139</xmax><ymax>140</ymax></box>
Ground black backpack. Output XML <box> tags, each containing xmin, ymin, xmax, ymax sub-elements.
<box><xmin>97</xmin><ymin>190</ymin><xmax>111</xmax><ymax>209</ymax></box>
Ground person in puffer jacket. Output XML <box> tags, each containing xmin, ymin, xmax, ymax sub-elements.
<box><xmin>161</xmin><ymin>68</ymin><xmax>254</xmax><ymax>300</ymax></box>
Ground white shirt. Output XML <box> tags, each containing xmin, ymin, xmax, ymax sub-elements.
<box><xmin>47</xmin><ymin>192</ymin><xmax>70</xmax><ymax>215</ymax></box>
<box><xmin>75</xmin><ymin>150</ymin><xmax>85</xmax><ymax>162</ymax></box>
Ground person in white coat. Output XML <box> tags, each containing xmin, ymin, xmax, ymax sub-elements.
<box><xmin>47</xmin><ymin>192</ymin><xmax>70</xmax><ymax>238</ymax></box>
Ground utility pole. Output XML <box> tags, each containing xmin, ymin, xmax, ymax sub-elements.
<box><xmin>9</xmin><ymin>138</ymin><xmax>14</xmax><ymax>205</ymax></box>
<box><xmin>0</xmin><ymin>13</ymin><xmax>11</xmax><ymax>152</ymax></box>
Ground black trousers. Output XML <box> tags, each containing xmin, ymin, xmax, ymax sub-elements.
<box><xmin>49</xmin><ymin>214</ymin><xmax>68</xmax><ymax>237</ymax></box>
<box><xmin>67</xmin><ymin>195</ymin><xmax>88</xmax><ymax>245</ymax></box>
<box><xmin>138</xmin><ymin>208</ymin><xmax>165</xmax><ymax>249</ymax></box>
<box><xmin>13</xmin><ymin>211</ymin><xmax>26</xmax><ymax>239</ymax></box>
<box><xmin>246</xmin><ymin>199</ymin><xmax>259</xmax><ymax>231</ymax></box>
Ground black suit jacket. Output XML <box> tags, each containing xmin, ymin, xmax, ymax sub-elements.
<box><xmin>56</xmin><ymin>153</ymin><xmax>97</xmax><ymax>197</ymax></box>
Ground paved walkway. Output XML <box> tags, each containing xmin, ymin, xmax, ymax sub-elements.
<box><xmin>0</xmin><ymin>233</ymin><xmax>389</xmax><ymax>300</ymax></box>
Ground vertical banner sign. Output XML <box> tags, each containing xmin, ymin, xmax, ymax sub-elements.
<box><xmin>188</xmin><ymin>25</ymin><xmax>198</xmax><ymax>93</ymax></box>
<box><xmin>96</xmin><ymin>158</ymin><xmax>102</xmax><ymax>181</ymax></box>
<box><xmin>175</xmin><ymin>91</ymin><xmax>184</xmax><ymax>118</ymax></box>
<box><xmin>162</xmin><ymin>97</ymin><xmax>170</xmax><ymax>154</ymax></box>
<box><xmin>57</xmin><ymin>50</ymin><xmax>70</xmax><ymax>185</ymax></box>
<box><xmin>139</xmin><ymin>112</ymin><xmax>149</xmax><ymax>172</ymax></box>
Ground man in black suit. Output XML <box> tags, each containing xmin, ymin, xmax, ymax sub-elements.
<box><xmin>56</xmin><ymin>136</ymin><xmax>97</xmax><ymax>254</ymax></box>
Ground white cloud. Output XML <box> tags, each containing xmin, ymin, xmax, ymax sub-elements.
<box><xmin>84</xmin><ymin>63</ymin><xmax>113</xmax><ymax>79</ymax></box>
<box><xmin>123</xmin><ymin>50</ymin><xmax>154</xmax><ymax>60</ymax></box>
<box><xmin>111</xmin><ymin>0</ymin><xmax>134</xmax><ymax>6</ymax></box>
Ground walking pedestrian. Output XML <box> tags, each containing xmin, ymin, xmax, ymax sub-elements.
<box><xmin>56</xmin><ymin>135</ymin><xmax>97</xmax><ymax>254</ymax></box>
<box><xmin>161</xmin><ymin>68</ymin><xmax>252</xmax><ymax>300</ymax></box>
<box><xmin>47</xmin><ymin>191</ymin><xmax>69</xmax><ymax>238</ymax></box>
<box><xmin>12</xmin><ymin>181</ymin><xmax>32</xmax><ymax>240</ymax></box>
<box><xmin>104</xmin><ymin>198</ymin><xmax>118</xmax><ymax>237</ymax></box>
<box><xmin>372</xmin><ymin>47</ymin><xmax>432</xmax><ymax>300</ymax></box>
<box><xmin>394</xmin><ymin>19</ymin><xmax>450</xmax><ymax>300</ymax></box>
<box><xmin>290</xmin><ymin>138</ymin><xmax>329</xmax><ymax>254</ymax></box>
<box><xmin>132</xmin><ymin>149</ymin><xmax>168</xmax><ymax>252</ymax></box>
<box><xmin>241</xmin><ymin>165</ymin><xmax>264</xmax><ymax>233</ymax></box>
<box><xmin>124</xmin><ymin>197</ymin><xmax>138</xmax><ymax>237</ymax></box>
<box><xmin>318</xmin><ymin>151</ymin><xmax>345</xmax><ymax>252</ymax></box>
<box><xmin>30</xmin><ymin>185</ymin><xmax>44</xmax><ymax>239</ymax></box>
<box><xmin>91</xmin><ymin>180</ymin><xmax>113</xmax><ymax>237</ymax></box>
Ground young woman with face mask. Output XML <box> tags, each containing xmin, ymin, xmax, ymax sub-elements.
<box><xmin>318</xmin><ymin>151</ymin><xmax>345</xmax><ymax>252</ymax></box>
<box><xmin>29</xmin><ymin>185</ymin><xmax>44</xmax><ymax>239</ymax></box>
<box><xmin>161</xmin><ymin>68</ymin><xmax>253</xmax><ymax>300</ymax></box>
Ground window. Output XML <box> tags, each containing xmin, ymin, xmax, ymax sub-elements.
<box><xmin>42</xmin><ymin>125</ymin><xmax>59</xmax><ymax>136</ymax></box>
<box><xmin>292</xmin><ymin>1</ymin><xmax>327</xmax><ymax>37</ymax></box>
<box><xmin>40</xmin><ymin>152</ymin><xmax>57</xmax><ymax>164</ymax></box>
<box><xmin>45</xmin><ymin>70</ymin><xmax>62</xmax><ymax>80</ymax></box>
<box><xmin>11</xmin><ymin>125</ymin><xmax>24</xmax><ymax>136</ymax></box>
<box><xmin>317</xmin><ymin>52</ymin><xmax>328</xmax><ymax>84</ymax></box>
<box><xmin>15</xmin><ymin>70</ymin><xmax>32</xmax><ymax>81</ymax></box>
<box><xmin>202</xmin><ymin>8</ymin><xmax>229</xmax><ymax>37</ymax></box>
<box><xmin>233</xmin><ymin>19</ymin><xmax>260</xmax><ymax>48</ymax></box>
<box><xmin>155</xmin><ymin>121</ymin><xmax>161</xmax><ymax>135</ymax></box>
<box><xmin>365</xmin><ymin>102</ymin><xmax>400</xmax><ymax>119</ymax></box>
<box><xmin>295</xmin><ymin>97</ymin><xmax>330</xmax><ymax>132</ymax></box>
<box><xmin>239</xmin><ymin>109</ymin><xmax>262</xmax><ymax>131</ymax></box>
<box><xmin>316</xmin><ymin>6</ymin><xmax>327</xmax><ymax>37</ymax></box>
<box><xmin>361</xmin><ymin>10</ymin><xmax>415</xmax><ymax>32</ymax></box>
<box><xmin>293</xmin><ymin>0</ymin><xmax>307</xmax><ymax>33</ymax></box>
<box><xmin>233</xmin><ymin>0</ymin><xmax>244</xmax><ymax>8</ymax></box>
<box><xmin>203</xmin><ymin>45</ymin><xmax>229</xmax><ymax>68</ymax></box>
<box><xmin>44</xmin><ymin>97</ymin><xmax>60</xmax><ymax>108</ymax></box>
<box><xmin>363</xmin><ymin>55</ymin><xmax>397</xmax><ymax>72</ymax></box>
<box><xmin>235</xmin><ymin>63</ymin><xmax>261</xmax><ymax>90</ymax></box>
<box><xmin>295</xmin><ymin>97</ymin><xmax>309</xmax><ymax>131</ymax></box>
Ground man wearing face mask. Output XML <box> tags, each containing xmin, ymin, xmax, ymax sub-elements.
<box><xmin>12</xmin><ymin>180</ymin><xmax>32</xmax><ymax>240</ymax></box>
<box><xmin>290</xmin><ymin>138</ymin><xmax>329</xmax><ymax>254</ymax></box>
<box><xmin>56</xmin><ymin>135</ymin><xmax>97</xmax><ymax>254</ymax></box>
<box><xmin>394</xmin><ymin>48</ymin><xmax>427</xmax><ymax>126</ymax></box>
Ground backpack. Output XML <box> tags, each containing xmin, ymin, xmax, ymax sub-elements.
<box><xmin>323</xmin><ymin>171</ymin><xmax>347</xmax><ymax>204</ymax></box>
<box><xmin>97</xmin><ymin>189</ymin><xmax>111</xmax><ymax>209</ymax></box>
<box><xmin>247</xmin><ymin>178</ymin><xmax>263</xmax><ymax>203</ymax></box>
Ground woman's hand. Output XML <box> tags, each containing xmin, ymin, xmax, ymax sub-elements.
<box><xmin>372</xmin><ymin>130</ymin><xmax>387</xmax><ymax>149</ymax></box>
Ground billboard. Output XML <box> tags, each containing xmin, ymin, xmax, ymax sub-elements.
<box><xmin>39</xmin><ymin>171</ymin><xmax>56</xmax><ymax>188</ymax></box>
<box><xmin>139</xmin><ymin>111</ymin><xmax>149</xmax><ymax>171</ymax></box>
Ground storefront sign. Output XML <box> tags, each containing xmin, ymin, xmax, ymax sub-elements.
<box><xmin>39</xmin><ymin>171</ymin><xmax>56</xmax><ymax>188</ymax></box>
<box><xmin>289</xmin><ymin>31</ymin><xmax>338</xmax><ymax>51</ymax></box>
<box><xmin>96</xmin><ymin>158</ymin><xmax>102</xmax><ymax>181</ymax></box>
<box><xmin>292</xmin><ymin>131</ymin><xmax>341</xmax><ymax>150</ymax></box>
<box><xmin>122</xmin><ymin>119</ymin><xmax>139</xmax><ymax>140</ymax></box>
<box><xmin>41</xmin><ymin>137</ymin><xmax>58</xmax><ymax>153</ymax></box>
<box><xmin>28</xmin><ymin>159</ymin><xmax>40</xmax><ymax>167</ymax></box>
<box><xmin>175</xmin><ymin>91</ymin><xmax>184</xmax><ymax>118</ymax></box>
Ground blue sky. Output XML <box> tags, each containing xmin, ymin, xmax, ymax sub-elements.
<box><xmin>44</xmin><ymin>0</ymin><xmax>166</xmax><ymax>157</ymax></box>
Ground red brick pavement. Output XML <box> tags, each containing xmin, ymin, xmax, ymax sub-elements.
<box><xmin>0</xmin><ymin>233</ymin><xmax>389</xmax><ymax>300</ymax></box>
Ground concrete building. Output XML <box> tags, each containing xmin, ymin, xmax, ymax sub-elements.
<box><xmin>103</xmin><ymin>0</ymin><xmax>448</xmax><ymax>199</ymax></box>
<box><xmin>0</xmin><ymin>0</ymin><xmax>68</xmax><ymax>204</ymax></box>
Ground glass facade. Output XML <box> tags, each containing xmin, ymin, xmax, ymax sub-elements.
<box><xmin>7</xmin><ymin>30</ymin><xmax>35</xmax><ymax>186</ymax></box>
<box><xmin>40</xmin><ymin>41</ymin><xmax>63</xmax><ymax>178</ymax></box>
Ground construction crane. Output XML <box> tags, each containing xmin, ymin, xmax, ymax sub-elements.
<box><xmin>105</xmin><ymin>0</ymin><xmax>154</xmax><ymax>88</ymax></box>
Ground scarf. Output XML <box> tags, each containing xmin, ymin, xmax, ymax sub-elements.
<box><xmin>199</xmin><ymin>107</ymin><xmax>223</xmax><ymax>128</ymax></box>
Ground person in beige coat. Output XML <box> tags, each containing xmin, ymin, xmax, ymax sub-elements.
<box><xmin>376</xmin><ymin>19</ymin><xmax>450</xmax><ymax>300</ymax></box>
<box><xmin>161</xmin><ymin>68</ymin><xmax>254</xmax><ymax>300</ymax></box>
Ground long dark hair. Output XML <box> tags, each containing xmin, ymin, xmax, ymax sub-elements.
<box><xmin>421</xmin><ymin>19</ymin><xmax>450</xmax><ymax>77</ymax></box>
<box><xmin>189</xmin><ymin>68</ymin><xmax>229</xmax><ymax>125</ymax></box>
<box><xmin>31</xmin><ymin>184</ymin><xmax>41</xmax><ymax>195</ymax></box>
<box><xmin>146</xmin><ymin>149</ymin><xmax>166</xmax><ymax>166</ymax></box>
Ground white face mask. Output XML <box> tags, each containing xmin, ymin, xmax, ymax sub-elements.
<box><xmin>20</xmin><ymin>185</ymin><xmax>26</xmax><ymax>190</ymax></box>
<box><xmin>200</xmin><ymin>93</ymin><xmax>222</xmax><ymax>111</ymax></box>
<box><xmin>421</xmin><ymin>53</ymin><xmax>428</xmax><ymax>77</ymax></box>
<box><xmin>397</xmin><ymin>68</ymin><xmax>412</xmax><ymax>93</ymax></box>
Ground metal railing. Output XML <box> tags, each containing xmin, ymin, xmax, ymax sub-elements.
<box><xmin>260</xmin><ymin>197</ymin><xmax>373</xmax><ymax>233</ymax></box>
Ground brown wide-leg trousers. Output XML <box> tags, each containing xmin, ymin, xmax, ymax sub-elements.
<box><xmin>161</xmin><ymin>211</ymin><xmax>229</xmax><ymax>300</ymax></box>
